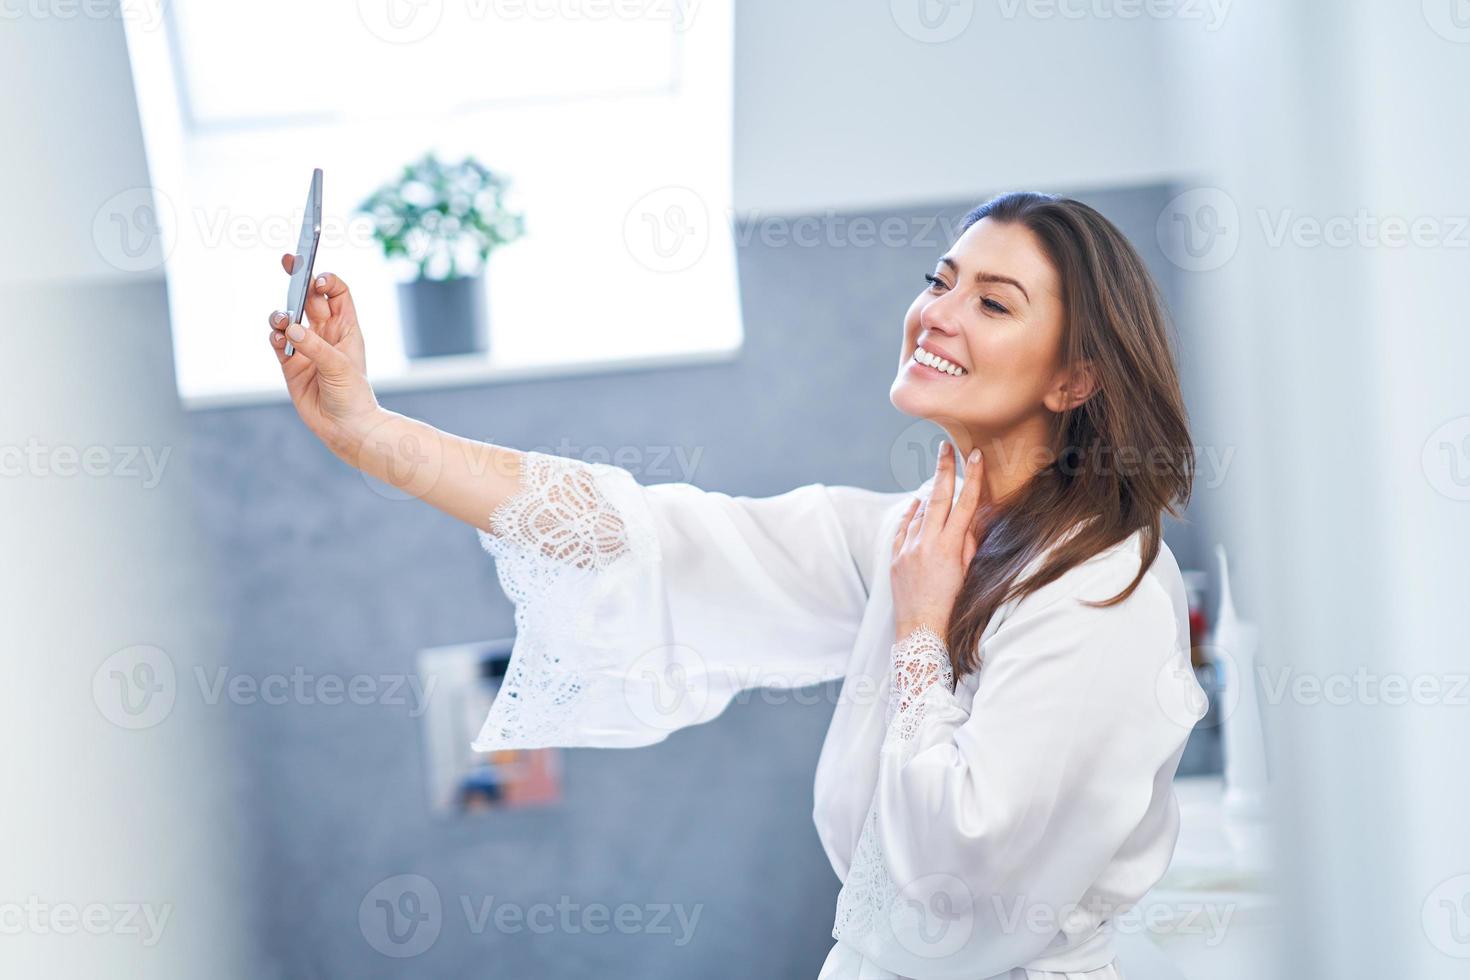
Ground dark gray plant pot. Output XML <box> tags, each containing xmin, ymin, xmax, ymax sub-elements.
<box><xmin>397</xmin><ymin>276</ymin><xmax>489</xmax><ymax>359</ymax></box>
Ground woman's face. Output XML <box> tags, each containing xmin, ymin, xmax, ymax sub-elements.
<box><xmin>890</xmin><ymin>217</ymin><xmax>1074</xmax><ymax>442</ymax></box>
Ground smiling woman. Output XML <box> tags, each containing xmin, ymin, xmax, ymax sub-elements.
<box><xmin>269</xmin><ymin>190</ymin><xmax>1203</xmax><ymax>980</ymax></box>
<box><xmin>892</xmin><ymin>192</ymin><xmax>1195</xmax><ymax>680</ymax></box>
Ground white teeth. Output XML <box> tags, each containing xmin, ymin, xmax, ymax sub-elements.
<box><xmin>913</xmin><ymin>347</ymin><xmax>966</xmax><ymax>376</ymax></box>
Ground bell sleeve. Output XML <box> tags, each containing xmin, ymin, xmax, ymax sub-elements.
<box><xmin>471</xmin><ymin>450</ymin><xmax>901</xmax><ymax>752</ymax></box>
<box><xmin>830</xmin><ymin>552</ymin><xmax>1206</xmax><ymax>979</ymax></box>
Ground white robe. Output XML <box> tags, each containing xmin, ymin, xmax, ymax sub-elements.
<box><xmin>474</xmin><ymin>451</ymin><xmax>1206</xmax><ymax>980</ymax></box>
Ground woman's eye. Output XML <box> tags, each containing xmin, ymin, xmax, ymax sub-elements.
<box><xmin>982</xmin><ymin>298</ymin><xmax>1010</xmax><ymax>314</ymax></box>
<box><xmin>924</xmin><ymin>274</ymin><xmax>948</xmax><ymax>291</ymax></box>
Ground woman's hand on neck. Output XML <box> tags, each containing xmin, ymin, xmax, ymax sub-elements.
<box><xmin>939</xmin><ymin>417</ymin><xmax>1053</xmax><ymax>506</ymax></box>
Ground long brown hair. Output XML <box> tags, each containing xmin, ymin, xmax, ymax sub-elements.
<box><xmin>944</xmin><ymin>192</ymin><xmax>1194</xmax><ymax>678</ymax></box>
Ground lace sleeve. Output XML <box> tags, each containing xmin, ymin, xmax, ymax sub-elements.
<box><xmin>483</xmin><ymin>451</ymin><xmax>637</xmax><ymax>571</ymax></box>
<box><xmin>884</xmin><ymin>625</ymin><xmax>955</xmax><ymax>742</ymax></box>
<box><xmin>470</xmin><ymin>451</ymin><xmax>879</xmax><ymax>752</ymax></box>
<box><xmin>832</xmin><ymin>626</ymin><xmax>962</xmax><ymax>952</ymax></box>
<box><xmin>473</xmin><ymin>452</ymin><xmax>660</xmax><ymax>750</ymax></box>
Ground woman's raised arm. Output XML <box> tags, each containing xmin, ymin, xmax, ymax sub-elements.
<box><xmin>269</xmin><ymin>258</ymin><xmax>911</xmax><ymax>752</ymax></box>
<box><xmin>267</xmin><ymin>257</ymin><xmax>524</xmax><ymax>529</ymax></box>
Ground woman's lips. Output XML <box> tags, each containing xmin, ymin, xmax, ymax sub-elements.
<box><xmin>908</xmin><ymin>346</ymin><xmax>968</xmax><ymax>378</ymax></box>
<box><xmin>907</xmin><ymin>360</ymin><xmax>960</xmax><ymax>380</ymax></box>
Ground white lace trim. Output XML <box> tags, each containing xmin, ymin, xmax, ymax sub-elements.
<box><xmin>474</xmin><ymin>451</ymin><xmax>659</xmax><ymax>748</ymax></box>
<box><xmin>833</xmin><ymin>627</ymin><xmax>957</xmax><ymax>950</ymax></box>
<box><xmin>486</xmin><ymin>451</ymin><xmax>636</xmax><ymax>572</ymax></box>
<box><xmin>831</xmin><ymin>806</ymin><xmax>897</xmax><ymax>945</ymax></box>
<box><xmin>884</xmin><ymin>625</ymin><xmax>954</xmax><ymax>742</ymax></box>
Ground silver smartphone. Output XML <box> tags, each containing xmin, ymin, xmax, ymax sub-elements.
<box><xmin>283</xmin><ymin>168</ymin><xmax>323</xmax><ymax>357</ymax></box>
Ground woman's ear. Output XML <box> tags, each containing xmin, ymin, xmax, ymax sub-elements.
<box><xmin>1044</xmin><ymin>359</ymin><xmax>1099</xmax><ymax>413</ymax></box>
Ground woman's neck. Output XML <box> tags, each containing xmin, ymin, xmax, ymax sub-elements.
<box><xmin>945</xmin><ymin>419</ymin><xmax>1054</xmax><ymax>505</ymax></box>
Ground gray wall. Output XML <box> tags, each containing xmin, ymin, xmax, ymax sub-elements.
<box><xmin>185</xmin><ymin>184</ymin><xmax>1212</xmax><ymax>979</ymax></box>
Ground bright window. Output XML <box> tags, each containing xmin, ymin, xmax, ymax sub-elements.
<box><xmin>123</xmin><ymin>1</ymin><xmax>739</xmax><ymax>406</ymax></box>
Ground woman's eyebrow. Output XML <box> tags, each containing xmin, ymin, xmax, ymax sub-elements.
<box><xmin>937</xmin><ymin>255</ymin><xmax>1031</xmax><ymax>304</ymax></box>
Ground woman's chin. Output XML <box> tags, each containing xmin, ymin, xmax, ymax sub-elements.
<box><xmin>889</xmin><ymin>376</ymin><xmax>948</xmax><ymax>418</ymax></box>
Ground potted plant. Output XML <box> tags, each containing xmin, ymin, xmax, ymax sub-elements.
<box><xmin>358</xmin><ymin>153</ymin><xmax>526</xmax><ymax>359</ymax></box>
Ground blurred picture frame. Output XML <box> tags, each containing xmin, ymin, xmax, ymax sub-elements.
<box><xmin>416</xmin><ymin>640</ymin><xmax>562</xmax><ymax>816</ymax></box>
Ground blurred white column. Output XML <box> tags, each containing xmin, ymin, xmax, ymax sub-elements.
<box><xmin>1157</xmin><ymin>1</ymin><xmax>1470</xmax><ymax>976</ymax></box>
<box><xmin>0</xmin><ymin>8</ymin><xmax>255</xmax><ymax>979</ymax></box>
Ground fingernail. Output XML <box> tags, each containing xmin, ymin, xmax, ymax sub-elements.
<box><xmin>969</xmin><ymin>449</ymin><xmax>981</xmax><ymax>464</ymax></box>
<box><xmin>270</xmin><ymin>311</ymin><xmax>286</xmax><ymax>326</ymax></box>
<box><xmin>939</xmin><ymin>442</ymin><xmax>950</xmax><ymax>458</ymax></box>
<box><xmin>315</xmin><ymin>275</ymin><xmax>327</xmax><ymax>289</ymax></box>
<box><xmin>286</xmin><ymin>322</ymin><xmax>306</xmax><ymax>342</ymax></box>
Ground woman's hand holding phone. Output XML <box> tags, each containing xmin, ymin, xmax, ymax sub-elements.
<box><xmin>267</xmin><ymin>255</ymin><xmax>526</xmax><ymax>528</ymax></box>
<box><xmin>269</xmin><ymin>254</ymin><xmax>382</xmax><ymax>462</ymax></box>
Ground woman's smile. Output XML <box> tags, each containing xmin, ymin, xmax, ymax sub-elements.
<box><xmin>907</xmin><ymin>341</ymin><xmax>970</xmax><ymax>377</ymax></box>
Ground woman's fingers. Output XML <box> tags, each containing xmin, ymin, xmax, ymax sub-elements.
<box><xmin>268</xmin><ymin>307</ymin><xmax>344</xmax><ymax>374</ymax></box>
<box><xmin>962</xmin><ymin>528</ymin><xmax>978</xmax><ymax>568</ymax></box>
<box><xmin>300</xmin><ymin>274</ymin><xmax>330</xmax><ymax>328</ymax></box>
<box><xmin>898</xmin><ymin>442</ymin><xmax>985</xmax><ymax>558</ymax></box>
<box><xmin>946</xmin><ymin>449</ymin><xmax>985</xmax><ymax>541</ymax></box>
<box><xmin>921</xmin><ymin>441</ymin><xmax>955</xmax><ymax>539</ymax></box>
<box><xmin>300</xmin><ymin>273</ymin><xmax>357</xmax><ymax>341</ymax></box>
<box><xmin>313</xmin><ymin>272</ymin><xmax>356</xmax><ymax>322</ymax></box>
<box><xmin>893</xmin><ymin>499</ymin><xmax>929</xmax><ymax>558</ymax></box>
<box><xmin>279</xmin><ymin>255</ymin><xmax>354</xmax><ymax>332</ymax></box>
<box><xmin>266</xmin><ymin>321</ymin><xmax>317</xmax><ymax>409</ymax></box>
<box><xmin>279</xmin><ymin>252</ymin><xmax>329</xmax><ymax>335</ymax></box>
<box><xmin>267</xmin><ymin>315</ymin><xmax>311</xmax><ymax>385</ymax></box>
<box><xmin>892</xmin><ymin>496</ymin><xmax>921</xmax><ymax>558</ymax></box>
<box><xmin>280</xmin><ymin>318</ymin><xmax>350</xmax><ymax>379</ymax></box>
<box><xmin>900</xmin><ymin>497</ymin><xmax>929</xmax><ymax>557</ymax></box>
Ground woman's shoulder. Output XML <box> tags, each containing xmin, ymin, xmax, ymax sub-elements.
<box><xmin>1006</xmin><ymin>526</ymin><xmax>1186</xmax><ymax>631</ymax></box>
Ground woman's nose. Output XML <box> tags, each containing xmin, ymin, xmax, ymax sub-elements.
<box><xmin>919</xmin><ymin>298</ymin><xmax>963</xmax><ymax>337</ymax></box>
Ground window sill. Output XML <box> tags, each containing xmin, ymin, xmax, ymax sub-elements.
<box><xmin>179</xmin><ymin>346</ymin><xmax>742</xmax><ymax>412</ymax></box>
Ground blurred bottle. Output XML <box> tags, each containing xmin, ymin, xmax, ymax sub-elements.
<box><xmin>1182</xmin><ymin>570</ymin><xmax>1210</xmax><ymax>667</ymax></box>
